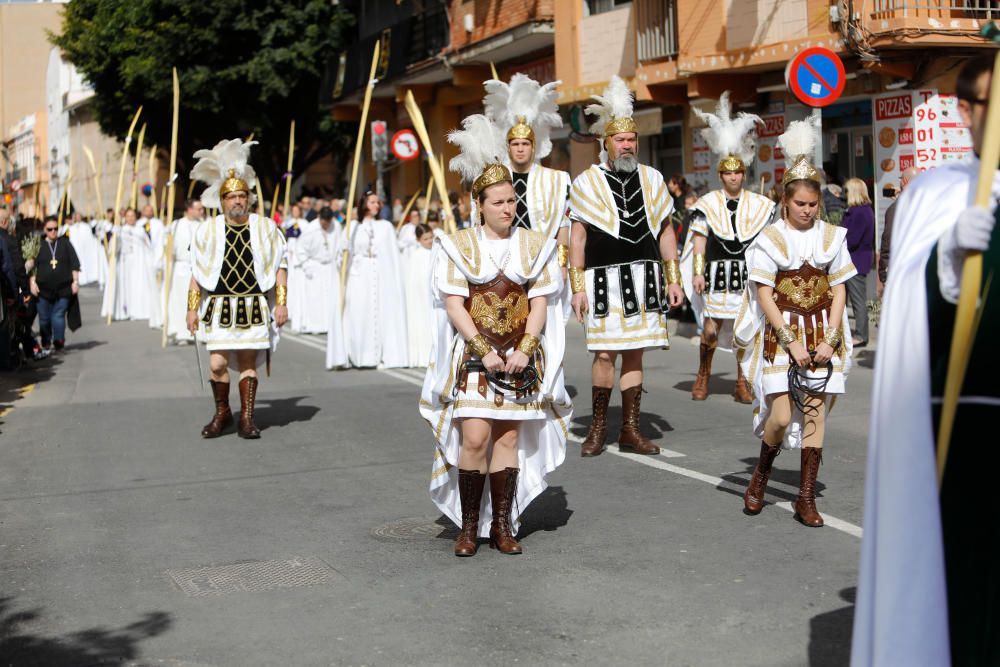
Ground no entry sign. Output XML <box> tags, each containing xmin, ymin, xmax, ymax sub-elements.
<box><xmin>391</xmin><ymin>129</ymin><xmax>420</xmax><ymax>161</ymax></box>
<box><xmin>785</xmin><ymin>47</ymin><xmax>846</xmax><ymax>108</ymax></box>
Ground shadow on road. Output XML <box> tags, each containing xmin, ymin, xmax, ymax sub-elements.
<box><xmin>61</xmin><ymin>340</ymin><xmax>107</xmax><ymax>353</ymax></box>
<box><xmin>732</xmin><ymin>456</ymin><xmax>827</xmax><ymax>496</ymax></box>
<box><xmin>854</xmin><ymin>349</ymin><xmax>876</xmax><ymax>369</ymax></box>
<box><xmin>255</xmin><ymin>396</ymin><xmax>320</xmax><ymax>430</ymax></box>
<box><xmin>808</xmin><ymin>587</ymin><xmax>855</xmax><ymax>666</ymax></box>
<box><xmin>0</xmin><ymin>597</ymin><xmax>172</xmax><ymax>666</ymax></box>
<box><xmin>0</xmin><ymin>354</ymin><xmax>63</xmax><ymax>434</ymax></box>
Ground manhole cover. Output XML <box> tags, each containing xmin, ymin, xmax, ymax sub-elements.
<box><xmin>371</xmin><ymin>517</ymin><xmax>458</xmax><ymax>541</ymax></box>
<box><xmin>165</xmin><ymin>556</ymin><xmax>334</xmax><ymax>597</ymax></box>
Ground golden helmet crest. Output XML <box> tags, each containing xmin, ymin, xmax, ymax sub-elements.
<box><xmin>219</xmin><ymin>169</ymin><xmax>250</xmax><ymax>198</ymax></box>
<box><xmin>506</xmin><ymin>116</ymin><xmax>535</xmax><ymax>143</ymax></box>
<box><xmin>472</xmin><ymin>162</ymin><xmax>512</xmax><ymax>199</ymax></box>
<box><xmin>781</xmin><ymin>156</ymin><xmax>822</xmax><ymax>187</ymax></box>
<box><xmin>718</xmin><ymin>154</ymin><xmax>746</xmax><ymax>173</ymax></box>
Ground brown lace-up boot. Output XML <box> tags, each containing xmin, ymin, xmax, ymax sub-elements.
<box><xmin>691</xmin><ymin>342</ymin><xmax>715</xmax><ymax>400</ymax></box>
<box><xmin>733</xmin><ymin>364</ymin><xmax>753</xmax><ymax>404</ymax></box>
<box><xmin>237</xmin><ymin>376</ymin><xmax>261</xmax><ymax>439</ymax></box>
<box><xmin>580</xmin><ymin>387</ymin><xmax>612</xmax><ymax>457</ymax></box>
<box><xmin>488</xmin><ymin>467</ymin><xmax>522</xmax><ymax>554</ymax></box>
<box><xmin>618</xmin><ymin>385</ymin><xmax>660</xmax><ymax>455</ymax></box>
<box><xmin>201</xmin><ymin>380</ymin><xmax>233</xmax><ymax>438</ymax></box>
<box><xmin>454</xmin><ymin>469</ymin><xmax>486</xmax><ymax>557</ymax></box>
<box><xmin>744</xmin><ymin>440</ymin><xmax>781</xmax><ymax>514</ymax></box>
<box><xmin>794</xmin><ymin>447</ymin><xmax>824</xmax><ymax>527</ymax></box>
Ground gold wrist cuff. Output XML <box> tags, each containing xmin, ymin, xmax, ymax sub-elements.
<box><xmin>557</xmin><ymin>244</ymin><xmax>569</xmax><ymax>268</ymax></box>
<box><xmin>275</xmin><ymin>285</ymin><xmax>288</xmax><ymax>306</ymax></box>
<box><xmin>823</xmin><ymin>328</ymin><xmax>842</xmax><ymax>349</ymax></box>
<box><xmin>187</xmin><ymin>289</ymin><xmax>201</xmax><ymax>312</ymax></box>
<box><xmin>776</xmin><ymin>325</ymin><xmax>797</xmax><ymax>348</ymax></box>
<box><xmin>517</xmin><ymin>333</ymin><xmax>540</xmax><ymax>357</ymax></box>
<box><xmin>693</xmin><ymin>253</ymin><xmax>706</xmax><ymax>276</ymax></box>
<box><xmin>568</xmin><ymin>267</ymin><xmax>586</xmax><ymax>294</ymax></box>
<box><xmin>663</xmin><ymin>259</ymin><xmax>682</xmax><ymax>287</ymax></box>
<box><xmin>467</xmin><ymin>334</ymin><xmax>493</xmax><ymax>358</ymax></box>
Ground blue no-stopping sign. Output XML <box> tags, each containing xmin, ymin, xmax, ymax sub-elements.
<box><xmin>785</xmin><ymin>47</ymin><xmax>846</xmax><ymax>108</ymax></box>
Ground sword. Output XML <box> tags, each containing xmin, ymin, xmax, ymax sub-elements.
<box><xmin>193</xmin><ymin>335</ymin><xmax>205</xmax><ymax>390</ymax></box>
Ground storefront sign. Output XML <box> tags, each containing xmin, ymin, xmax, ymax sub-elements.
<box><xmin>755</xmin><ymin>114</ymin><xmax>785</xmax><ymax>194</ymax></box>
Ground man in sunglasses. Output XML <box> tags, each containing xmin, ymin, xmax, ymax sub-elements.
<box><xmin>29</xmin><ymin>216</ymin><xmax>81</xmax><ymax>352</ymax></box>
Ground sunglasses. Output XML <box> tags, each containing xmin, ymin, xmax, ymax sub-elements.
<box><xmin>44</xmin><ymin>227</ymin><xmax>58</xmax><ymax>232</ymax></box>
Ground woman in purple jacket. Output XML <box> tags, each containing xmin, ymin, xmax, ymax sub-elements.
<box><xmin>841</xmin><ymin>179</ymin><xmax>875</xmax><ymax>346</ymax></box>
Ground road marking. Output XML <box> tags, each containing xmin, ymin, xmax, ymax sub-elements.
<box><xmin>282</xmin><ymin>332</ymin><xmax>326</xmax><ymax>352</ymax></box>
<box><xmin>0</xmin><ymin>383</ymin><xmax>36</xmax><ymax>418</ymax></box>
<box><xmin>284</xmin><ymin>331</ymin><xmax>863</xmax><ymax>538</ymax></box>
<box><xmin>566</xmin><ymin>432</ymin><xmax>686</xmax><ymax>458</ymax></box>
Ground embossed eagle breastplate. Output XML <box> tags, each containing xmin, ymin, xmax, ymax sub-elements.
<box><xmin>464</xmin><ymin>273</ymin><xmax>529</xmax><ymax>351</ymax></box>
<box><xmin>773</xmin><ymin>263</ymin><xmax>833</xmax><ymax>316</ymax></box>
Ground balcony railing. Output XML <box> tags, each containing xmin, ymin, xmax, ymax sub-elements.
<box><xmin>871</xmin><ymin>0</ymin><xmax>998</xmax><ymax>19</ymax></box>
<box><xmin>636</xmin><ymin>0</ymin><xmax>679</xmax><ymax>63</ymax></box>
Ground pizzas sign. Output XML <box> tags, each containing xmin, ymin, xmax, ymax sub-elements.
<box><xmin>875</xmin><ymin>94</ymin><xmax>912</xmax><ymax>121</ymax></box>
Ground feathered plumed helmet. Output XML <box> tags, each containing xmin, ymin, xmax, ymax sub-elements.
<box><xmin>777</xmin><ymin>115</ymin><xmax>822</xmax><ymax>187</ymax></box>
<box><xmin>483</xmin><ymin>73</ymin><xmax>563</xmax><ymax>161</ymax></box>
<box><xmin>585</xmin><ymin>75</ymin><xmax>639</xmax><ymax>162</ymax></box>
<box><xmin>189</xmin><ymin>138</ymin><xmax>258</xmax><ymax>210</ymax></box>
<box><xmin>691</xmin><ymin>91</ymin><xmax>762</xmax><ymax>174</ymax></box>
<box><xmin>447</xmin><ymin>114</ymin><xmax>511</xmax><ymax>199</ymax></box>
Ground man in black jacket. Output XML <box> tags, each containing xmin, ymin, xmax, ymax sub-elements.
<box><xmin>29</xmin><ymin>216</ymin><xmax>80</xmax><ymax>352</ymax></box>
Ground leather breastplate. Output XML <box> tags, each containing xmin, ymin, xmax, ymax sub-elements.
<box><xmin>464</xmin><ymin>273</ymin><xmax>529</xmax><ymax>351</ymax></box>
<box><xmin>773</xmin><ymin>263</ymin><xmax>833</xmax><ymax>316</ymax></box>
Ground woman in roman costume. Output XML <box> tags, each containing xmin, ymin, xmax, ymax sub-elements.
<box><xmin>735</xmin><ymin>117</ymin><xmax>856</xmax><ymax>527</ymax></box>
<box><xmin>420</xmin><ymin>114</ymin><xmax>572</xmax><ymax>557</ymax></box>
<box><xmin>333</xmin><ymin>191</ymin><xmax>407</xmax><ymax>369</ymax></box>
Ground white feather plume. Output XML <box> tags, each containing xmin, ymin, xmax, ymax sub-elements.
<box><xmin>778</xmin><ymin>115</ymin><xmax>821</xmax><ymax>168</ymax></box>
<box><xmin>585</xmin><ymin>75</ymin><xmax>634</xmax><ymax>137</ymax></box>
<box><xmin>190</xmin><ymin>138</ymin><xmax>258</xmax><ymax>209</ymax></box>
<box><xmin>691</xmin><ymin>91</ymin><xmax>762</xmax><ymax>167</ymax></box>
<box><xmin>447</xmin><ymin>114</ymin><xmax>508</xmax><ymax>185</ymax></box>
<box><xmin>483</xmin><ymin>73</ymin><xmax>563</xmax><ymax>160</ymax></box>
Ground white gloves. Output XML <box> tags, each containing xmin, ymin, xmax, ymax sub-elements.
<box><xmin>951</xmin><ymin>205</ymin><xmax>996</xmax><ymax>252</ymax></box>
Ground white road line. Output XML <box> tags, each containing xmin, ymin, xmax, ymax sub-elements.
<box><xmin>566</xmin><ymin>432</ymin><xmax>687</xmax><ymax>458</ymax></box>
<box><xmin>284</xmin><ymin>331</ymin><xmax>863</xmax><ymax>538</ymax></box>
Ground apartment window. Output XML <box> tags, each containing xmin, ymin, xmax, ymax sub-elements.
<box><xmin>585</xmin><ymin>0</ymin><xmax>632</xmax><ymax>16</ymax></box>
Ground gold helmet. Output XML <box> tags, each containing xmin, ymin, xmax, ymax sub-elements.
<box><xmin>778</xmin><ymin>116</ymin><xmax>823</xmax><ymax>187</ymax></box>
<box><xmin>484</xmin><ymin>74</ymin><xmax>563</xmax><ymax>161</ymax></box>
<box><xmin>585</xmin><ymin>75</ymin><xmax>639</xmax><ymax>162</ymax></box>
<box><xmin>448</xmin><ymin>114</ymin><xmax>511</xmax><ymax>199</ymax></box>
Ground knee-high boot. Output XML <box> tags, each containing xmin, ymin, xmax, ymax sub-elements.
<box><xmin>744</xmin><ymin>440</ymin><xmax>781</xmax><ymax>514</ymax></box>
<box><xmin>201</xmin><ymin>380</ymin><xmax>233</xmax><ymax>438</ymax></box>
<box><xmin>237</xmin><ymin>376</ymin><xmax>261</xmax><ymax>439</ymax></box>
<box><xmin>489</xmin><ymin>467</ymin><xmax>522</xmax><ymax>554</ymax></box>
<box><xmin>454</xmin><ymin>469</ymin><xmax>486</xmax><ymax>557</ymax></box>
<box><xmin>733</xmin><ymin>363</ymin><xmax>753</xmax><ymax>404</ymax></box>
<box><xmin>692</xmin><ymin>342</ymin><xmax>715</xmax><ymax>400</ymax></box>
<box><xmin>580</xmin><ymin>386</ymin><xmax>611</xmax><ymax>457</ymax></box>
<box><xmin>794</xmin><ymin>447</ymin><xmax>824</xmax><ymax>527</ymax></box>
<box><xmin>618</xmin><ymin>385</ymin><xmax>660</xmax><ymax>455</ymax></box>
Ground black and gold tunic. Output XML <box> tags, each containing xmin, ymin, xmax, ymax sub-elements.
<box><xmin>202</xmin><ymin>222</ymin><xmax>267</xmax><ymax>331</ymax></box>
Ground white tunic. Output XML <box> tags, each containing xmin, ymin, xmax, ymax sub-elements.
<box><xmin>734</xmin><ymin>219</ymin><xmax>856</xmax><ymax>448</ymax></box>
<box><xmin>68</xmin><ymin>221</ymin><xmax>107</xmax><ymax>287</ymax></box>
<box><xmin>101</xmin><ymin>224</ymin><xmax>155</xmax><ymax>321</ymax></box>
<box><xmin>141</xmin><ymin>217</ymin><xmax>166</xmax><ymax>329</ymax></box>
<box><xmin>332</xmin><ymin>218</ymin><xmax>408</xmax><ymax>368</ymax></box>
<box><xmin>397</xmin><ymin>222</ymin><xmax>418</xmax><ymax>252</ymax></box>
<box><xmin>295</xmin><ymin>224</ymin><xmax>341</xmax><ymax>334</ymax></box>
<box><xmin>402</xmin><ymin>244</ymin><xmax>433</xmax><ymax>367</ymax></box>
<box><xmin>164</xmin><ymin>216</ymin><xmax>198</xmax><ymax>342</ymax></box>
<box><xmin>420</xmin><ymin>226</ymin><xmax>571</xmax><ymax>537</ymax></box>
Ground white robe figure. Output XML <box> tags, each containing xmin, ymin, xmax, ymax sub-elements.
<box><xmin>295</xmin><ymin>222</ymin><xmax>341</xmax><ymax>334</ymax></box>
<box><xmin>68</xmin><ymin>220</ymin><xmax>107</xmax><ymax>287</ymax></box>
<box><xmin>141</xmin><ymin>217</ymin><xmax>166</xmax><ymax>328</ymax></box>
<box><xmin>101</xmin><ymin>223</ymin><xmax>155</xmax><ymax>321</ymax></box>
<box><xmin>331</xmin><ymin>217</ymin><xmax>408</xmax><ymax>368</ymax></box>
<box><xmin>397</xmin><ymin>221</ymin><xmax>418</xmax><ymax>252</ymax></box>
<box><xmin>851</xmin><ymin>158</ymin><xmax>1000</xmax><ymax>667</ymax></box>
<box><xmin>402</xmin><ymin>243</ymin><xmax>433</xmax><ymax>367</ymax></box>
<box><xmin>733</xmin><ymin>219</ymin><xmax>856</xmax><ymax>448</ymax></box>
<box><xmin>164</xmin><ymin>216</ymin><xmax>198</xmax><ymax>342</ymax></box>
<box><xmin>420</xmin><ymin>226</ymin><xmax>572</xmax><ymax>536</ymax></box>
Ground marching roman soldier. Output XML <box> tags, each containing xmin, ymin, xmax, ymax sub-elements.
<box><xmin>568</xmin><ymin>75</ymin><xmax>684</xmax><ymax>458</ymax></box>
<box><xmin>185</xmin><ymin>139</ymin><xmax>288</xmax><ymax>439</ymax></box>
<box><xmin>682</xmin><ymin>92</ymin><xmax>776</xmax><ymax>402</ymax></box>
<box><xmin>420</xmin><ymin>114</ymin><xmax>571</xmax><ymax>556</ymax></box>
<box><xmin>483</xmin><ymin>73</ymin><xmax>572</xmax><ymax>316</ymax></box>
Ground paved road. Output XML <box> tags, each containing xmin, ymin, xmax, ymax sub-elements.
<box><xmin>0</xmin><ymin>286</ymin><xmax>875</xmax><ymax>666</ymax></box>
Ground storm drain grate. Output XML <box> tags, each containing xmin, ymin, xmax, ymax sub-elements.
<box><xmin>165</xmin><ymin>556</ymin><xmax>335</xmax><ymax>597</ymax></box>
<box><xmin>371</xmin><ymin>517</ymin><xmax>458</xmax><ymax>541</ymax></box>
